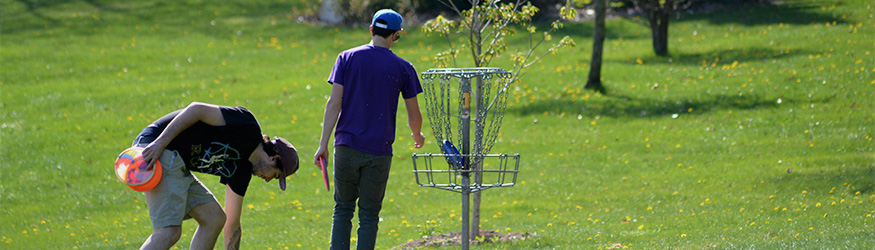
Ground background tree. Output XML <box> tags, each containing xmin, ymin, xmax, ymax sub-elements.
<box><xmin>627</xmin><ymin>0</ymin><xmax>698</xmax><ymax>56</ymax></box>
<box><xmin>423</xmin><ymin>0</ymin><xmax>575</xmax><ymax>238</ymax></box>
<box><xmin>585</xmin><ymin>0</ymin><xmax>607</xmax><ymax>94</ymax></box>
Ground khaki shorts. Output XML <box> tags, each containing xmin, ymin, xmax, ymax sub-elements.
<box><xmin>142</xmin><ymin>148</ymin><xmax>218</xmax><ymax>229</ymax></box>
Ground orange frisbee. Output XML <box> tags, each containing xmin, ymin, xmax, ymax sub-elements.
<box><xmin>114</xmin><ymin>147</ymin><xmax>162</xmax><ymax>192</ymax></box>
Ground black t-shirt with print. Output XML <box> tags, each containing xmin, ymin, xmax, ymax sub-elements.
<box><xmin>139</xmin><ymin>106</ymin><xmax>260</xmax><ymax>196</ymax></box>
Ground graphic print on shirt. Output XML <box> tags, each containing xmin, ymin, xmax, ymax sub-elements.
<box><xmin>190</xmin><ymin>142</ymin><xmax>241</xmax><ymax>177</ymax></box>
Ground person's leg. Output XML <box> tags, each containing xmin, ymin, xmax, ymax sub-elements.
<box><xmin>141</xmin><ymin>149</ymin><xmax>189</xmax><ymax>250</ymax></box>
<box><xmin>330</xmin><ymin>146</ymin><xmax>362</xmax><ymax>250</ymax></box>
<box><xmin>187</xmin><ymin>201</ymin><xmax>226</xmax><ymax>250</ymax></box>
<box><xmin>140</xmin><ymin>226</ymin><xmax>182</xmax><ymax>250</ymax></box>
<box><xmin>177</xmin><ymin>173</ymin><xmax>224</xmax><ymax>250</ymax></box>
<box><xmin>355</xmin><ymin>154</ymin><xmax>392</xmax><ymax>250</ymax></box>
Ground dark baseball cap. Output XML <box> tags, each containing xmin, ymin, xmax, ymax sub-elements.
<box><xmin>271</xmin><ymin>137</ymin><xmax>299</xmax><ymax>191</ymax></box>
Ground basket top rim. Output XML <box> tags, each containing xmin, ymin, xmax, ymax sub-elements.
<box><xmin>421</xmin><ymin>68</ymin><xmax>511</xmax><ymax>77</ymax></box>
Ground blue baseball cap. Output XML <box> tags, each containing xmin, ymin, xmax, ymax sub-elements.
<box><xmin>371</xmin><ymin>9</ymin><xmax>406</xmax><ymax>33</ymax></box>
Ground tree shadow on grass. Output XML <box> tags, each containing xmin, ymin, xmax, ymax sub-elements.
<box><xmin>5</xmin><ymin>0</ymin><xmax>306</xmax><ymax>36</ymax></box>
<box><xmin>551</xmin><ymin>21</ymin><xmax>651</xmax><ymax>41</ymax></box>
<box><xmin>7</xmin><ymin>0</ymin><xmax>166</xmax><ymax>34</ymax></box>
<box><xmin>507</xmin><ymin>92</ymin><xmax>834</xmax><ymax>119</ymax></box>
<box><xmin>772</xmin><ymin>159</ymin><xmax>874</xmax><ymax>195</ymax></box>
<box><xmin>681</xmin><ymin>1</ymin><xmax>850</xmax><ymax>26</ymax></box>
<box><xmin>610</xmin><ymin>45</ymin><xmax>810</xmax><ymax>66</ymax></box>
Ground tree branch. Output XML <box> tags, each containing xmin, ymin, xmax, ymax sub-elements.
<box><xmin>437</xmin><ymin>0</ymin><xmax>464</xmax><ymax>17</ymax></box>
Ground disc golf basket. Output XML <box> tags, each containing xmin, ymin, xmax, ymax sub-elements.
<box><xmin>412</xmin><ymin>68</ymin><xmax>521</xmax><ymax>250</ymax></box>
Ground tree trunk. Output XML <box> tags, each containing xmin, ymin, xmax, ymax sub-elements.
<box><xmin>585</xmin><ymin>0</ymin><xmax>607</xmax><ymax>94</ymax></box>
<box><xmin>469</xmin><ymin>4</ymin><xmax>483</xmax><ymax>240</ymax></box>
<box><xmin>642</xmin><ymin>0</ymin><xmax>672</xmax><ymax>56</ymax></box>
<box><xmin>653</xmin><ymin>5</ymin><xmax>670</xmax><ymax>56</ymax></box>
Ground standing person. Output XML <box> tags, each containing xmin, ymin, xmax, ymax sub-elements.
<box><xmin>134</xmin><ymin>102</ymin><xmax>300</xmax><ymax>250</ymax></box>
<box><xmin>313</xmin><ymin>9</ymin><xmax>425</xmax><ymax>250</ymax></box>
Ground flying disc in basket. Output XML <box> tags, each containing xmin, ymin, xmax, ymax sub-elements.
<box><xmin>442</xmin><ymin>140</ymin><xmax>463</xmax><ymax>169</ymax></box>
<box><xmin>115</xmin><ymin>147</ymin><xmax>162</xmax><ymax>192</ymax></box>
<box><xmin>317</xmin><ymin>156</ymin><xmax>330</xmax><ymax>191</ymax></box>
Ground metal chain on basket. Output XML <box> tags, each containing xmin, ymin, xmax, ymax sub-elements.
<box><xmin>440</xmin><ymin>74</ymin><xmax>456</xmax><ymax>150</ymax></box>
<box><xmin>420</xmin><ymin>68</ymin><xmax>513</xmax><ymax>166</ymax></box>
<box><xmin>471</xmin><ymin>71</ymin><xmax>511</xmax><ymax>169</ymax></box>
<box><xmin>420</xmin><ymin>73</ymin><xmax>446</xmax><ymax>150</ymax></box>
<box><xmin>480</xmin><ymin>72</ymin><xmax>512</xmax><ymax>155</ymax></box>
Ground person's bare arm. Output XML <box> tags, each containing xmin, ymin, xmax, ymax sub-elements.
<box><xmin>223</xmin><ymin>185</ymin><xmax>244</xmax><ymax>250</ymax></box>
<box><xmin>141</xmin><ymin>102</ymin><xmax>226</xmax><ymax>169</ymax></box>
<box><xmin>314</xmin><ymin>83</ymin><xmax>344</xmax><ymax>165</ymax></box>
<box><xmin>404</xmin><ymin>96</ymin><xmax>424</xmax><ymax>148</ymax></box>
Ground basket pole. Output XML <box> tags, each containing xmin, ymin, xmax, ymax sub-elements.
<box><xmin>461</xmin><ymin>178</ymin><xmax>470</xmax><ymax>250</ymax></box>
<box><xmin>459</xmin><ymin>74</ymin><xmax>473</xmax><ymax>250</ymax></box>
<box><xmin>414</xmin><ymin>68</ymin><xmax>519</xmax><ymax>250</ymax></box>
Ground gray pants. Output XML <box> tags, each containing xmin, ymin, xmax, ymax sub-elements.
<box><xmin>330</xmin><ymin>145</ymin><xmax>393</xmax><ymax>250</ymax></box>
<box><xmin>133</xmin><ymin>131</ymin><xmax>216</xmax><ymax>229</ymax></box>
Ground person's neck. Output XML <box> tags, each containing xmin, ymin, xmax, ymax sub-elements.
<box><xmin>370</xmin><ymin>36</ymin><xmax>392</xmax><ymax>49</ymax></box>
<box><xmin>249</xmin><ymin>143</ymin><xmax>266</xmax><ymax>165</ymax></box>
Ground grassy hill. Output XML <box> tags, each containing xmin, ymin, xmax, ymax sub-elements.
<box><xmin>1</xmin><ymin>0</ymin><xmax>872</xmax><ymax>249</ymax></box>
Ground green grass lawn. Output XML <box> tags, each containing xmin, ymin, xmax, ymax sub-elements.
<box><xmin>1</xmin><ymin>0</ymin><xmax>873</xmax><ymax>249</ymax></box>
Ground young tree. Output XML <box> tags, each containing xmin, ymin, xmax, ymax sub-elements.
<box><xmin>585</xmin><ymin>0</ymin><xmax>608</xmax><ymax>94</ymax></box>
<box><xmin>424</xmin><ymin>0</ymin><xmax>575</xmax><ymax>79</ymax></box>
<box><xmin>423</xmin><ymin>0</ymin><xmax>575</xmax><ymax>239</ymax></box>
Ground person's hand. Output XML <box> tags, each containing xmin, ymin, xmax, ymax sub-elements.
<box><xmin>412</xmin><ymin>132</ymin><xmax>425</xmax><ymax>149</ymax></box>
<box><xmin>314</xmin><ymin>147</ymin><xmax>329</xmax><ymax>167</ymax></box>
<box><xmin>140</xmin><ymin>141</ymin><xmax>167</xmax><ymax>171</ymax></box>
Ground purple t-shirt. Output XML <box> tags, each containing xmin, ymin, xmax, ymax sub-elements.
<box><xmin>327</xmin><ymin>44</ymin><xmax>423</xmax><ymax>155</ymax></box>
